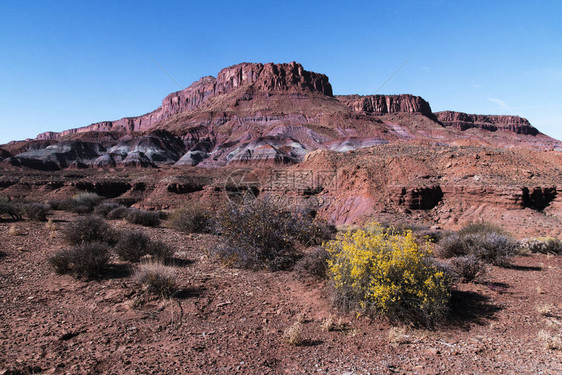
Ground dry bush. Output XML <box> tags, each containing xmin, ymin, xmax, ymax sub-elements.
<box><xmin>536</xmin><ymin>304</ymin><xmax>556</xmax><ymax>317</ymax></box>
<box><xmin>114</xmin><ymin>230</ymin><xmax>151</xmax><ymax>262</ymax></box>
<box><xmin>107</xmin><ymin>206</ymin><xmax>130</xmax><ymax>220</ymax></box>
<box><xmin>73</xmin><ymin>192</ymin><xmax>103</xmax><ymax>208</ymax></box>
<box><xmin>94</xmin><ymin>202</ymin><xmax>123</xmax><ymax>218</ymax></box>
<box><xmin>18</xmin><ymin>203</ymin><xmax>49</xmax><ymax>221</ymax></box>
<box><xmin>48</xmin><ymin>242</ymin><xmax>111</xmax><ymax>279</ymax></box>
<box><xmin>283</xmin><ymin>321</ymin><xmax>304</xmax><ymax>346</ymax></box>
<box><xmin>0</xmin><ymin>202</ymin><xmax>22</xmax><ymax>220</ymax></box>
<box><xmin>450</xmin><ymin>255</ymin><xmax>487</xmax><ymax>283</ymax></box>
<box><xmin>63</xmin><ymin>215</ymin><xmax>118</xmax><ymax>245</ymax></box>
<box><xmin>520</xmin><ymin>237</ymin><xmax>562</xmax><ymax>255</ymax></box>
<box><xmin>146</xmin><ymin>240</ymin><xmax>174</xmax><ymax>262</ymax></box>
<box><xmin>45</xmin><ymin>219</ymin><xmax>57</xmax><ymax>231</ymax></box>
<box><xmin>213</xmin><ymin>200</ymin><xmax>298</xmax><ymax>271</ymax></box>
<box><xmin>438</xmin><ymin>222</ymin><xmax>519</xmax><ymax>266</ymax></box>
<box><xmin>295</xmin><ymin>246</ymin><xmax>330</xmax><ymax>279</ymax></box>
<box><xmin>320</xmin><ymin>315</ymin><xmax>335</xmax><ymax>332</ymax></box>
<box><xmin>126</xmin><ymin>209</ymin><xmax>161</xmax><ymax>227</ymax></box>
<box><xmin>169</xmin><ymin>206</ymin><xmax>214</xmax><ymax>234</ymax></box>
<box><xmin>134</xmin><ymin>262</ymin><xmax>178</xmax><ymax>298</ymax></box>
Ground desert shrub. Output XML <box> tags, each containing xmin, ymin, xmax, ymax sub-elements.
<box><xmin>169</xmin><ymin>206</ymin><xmax>215</xmax><ymax>234</ymax></box>
<box><xmin>457</xmin><ymin>222</ymin><xmax>508</xmax><ymax>237</ymax></box>
<box><xmin>520</xmin><ymin>237</ymin><xmax>562</xmax><ymax>255</ymax></box>
<box><xmin>63</xmin><ymin>215</ymin><xmax>117</xmax><ymax>245</ymax></box>
<box><xmin>48</xmin><ymin>199</ymin><xmax>79</xmax><ymax>212</ymax></box>
<box><xmin>134</xmin><ymin>262</ymin><xmax>178</xmax><ymax>298</ymax></box>
<box><xmin>450</xmin><ymin>255</ymin><xmax>486</xmax><ymax>283</ymax></box>
<box><xmin>114</xmin><ymin>230</ymin><xmax>174</xmax><ymax>262</ymax></box>
<box><xmin>0</xmin><ymin>202</ymin><xmax>22</xmax><ymax>220</ymax></box>
<box><xmin>126</xmin><ymin>209</ymin><xmax>160</xmax><ymax>227</ymax></box>
<box><xmin>325</xmin><ymin>224</ymin><xmax>450</xmax><ymax>327</ymax></box>
<box><xmin>438</xmin><ymin>229</ymin><xmax>519</xmax><ymax>266</ymax></box>
<box><xmin>73</xmin><ymin>192</ymin><xmax>103</xmax><ymax>208</ymax></box>
<box><xmin>107</xmin><ymin>206</ymin><xmax>130</xmax><ymax>220</ymax></box>
<box><xmin>48</xmin><ymin>242</ymin><xmax>110</xmax><ymax>279</ymax></box>
<box><xmin>19</xmin><ymin>203</ymin><xmax>49</xmax><ymax>221</ymax></box>
<box><xmin>213</xmin><ymin>200</ymin><xmax>299</xmax><ymax>270</ymax></box>
<box><xmin>94</xmin><ymin>202</ymin><xmax>123</xmax><ymax>218</ymax></box>
<box><xmin>146</xmin><ymin>240</ymin><xmax>174</xmax><ymax>262</ymax></box>
<box><xmin>114</xmin><ymin>230</ymin><xmax>151</xmax><ymax>262</ymax></box>
<box><xmin>295</xmin><ymin>247</ymin><xmax>330</xmax><ymax>279</ymax></box>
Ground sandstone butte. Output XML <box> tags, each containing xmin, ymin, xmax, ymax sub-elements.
<box><xmin>1</xmin><ymin>62</ymin><xmax>561</xmax><ymax>237</ymax></box>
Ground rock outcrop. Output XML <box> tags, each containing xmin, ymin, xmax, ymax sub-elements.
<box><xmin>435</xmin><ymin>111</ymin><xmax>539</xmax><ymax>135</ymax></box>
<box><xmin>337</xmin><ymin>94</ymin><xmax>436</xmax><ymax>119</ymax></box>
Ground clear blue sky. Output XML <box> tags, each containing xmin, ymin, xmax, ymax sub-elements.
<box><xmin>1</xmin><ymin>0</ymin><xmax>561</xmax><ymax>144</ymax></box>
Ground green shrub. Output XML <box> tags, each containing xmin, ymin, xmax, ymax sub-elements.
<box><xmin>169</xmin><ymin>206</ymin><xmax>214</xmax><ymax>234</ymax></box>
<box><xmin>520</xmin><ymin>237</ymin><xmax>562</xmax><ymax>254</ymax></box>
<box><xmin>294</xmin><ymin>246</ymin><xmax>330</xmax><ymax>279</ymax></box>
<box><xmin>134</xmin><ymin>263</ymin><xmax>178</xmax><ymax>298</ymax></box>
<box><xmin>213</xmin><ymin>200</ymin><xmax>299</xmax><ymax>270</ymax></box>
<box><xmin>106</xmin><ymin>206</ymin><xmax>130</xmax><ymax>220</ymax></box>
<box><xmin>48</xmin><ymin>242</ymin><xmax>111</xmax><ymax>279</ymax></box>
<box><xmin>126</xmin><ymin>209</ymin><xmax>161</xmax><ymax>227</ymax></box>
<box><xmin>325</xmin><ymin>224</ymin><xmax>450</xmax><ymax>327</ymax></box>
<box><xmin>450</xmin><ymin>255</ymin><xmax>486</xmax><ymax>283</ymax></box>
<box><xmin>63</xmin><ymin>215</ymin><xmax>118</xmax><ymax>245</ymax></box>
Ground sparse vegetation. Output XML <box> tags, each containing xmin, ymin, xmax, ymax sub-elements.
<box><xmin>538</xmin><ymin>330</ymin><xmax>562</xmax><ymax>350</ymax></box>
<box><xmin>48</xmin><ymin>242</ymin><xmax>111</xmax><ymax>279</ymax></box>
<box><xmin>18</xmin><ymin>202</ymin><xmax>49</xmax><ymax>221</ymax></box>
<box><xmin>438</xmin><ymin>222</ymin><xmax>519</xmax><ymax>265</ymax></box>
<box><xmin>107</xmin><ymin>206</ymin><xmax>130</xmax><ymax>220</ymax></box>
<box><xmin>0</xmin><ymin>201</ymin><xmax>22</xmax><ymax>220</ymax></box>
<box><xmin>94</xmin><ymin>202</ymin><xmax>123</xmax><ymax>218</ymax></box>
<box><xmin>134</xmin><ymin>262</ymin><xmax>178</xmax><ymax>298</ymax></box>
<box><xmin>62</xmin><ymin>215</ymin><xmax>118</xmax><ymax>245</ymax></box>
<box><xmin>450</xmin><ymin>255</ymin><xmax>487</xmax><ymax>283</ymax></box>
<box><xmin>520</xmin><ymin>237</ymin><xmax>562</xmax><ymax>255</ymax></box>
<box><xmin>325</xmin><ymin>223</ymin><xmax>450</xmax><ymax>327</ymax></box>
<box><xmin>388</xmin><ymin>326</ymin><xmax>410</xmax><ymax>345</ymax></box>
<box><xmin>126</xmin><ymin>209</ymin><xmax>161</xmax><ymax>227</ymax></box>
<box><xmin>8</xmin><ymin>225</ymin><xmax>23</xmax><ymax>236</ymax></box>
<box><xmin>169</xmin><ymin>206</ymin><xmax>215</xmax><ymax>234</ymax></box>
<box><xmin>213</xmin><ymin>200</ymin><xmax>299</xmax><ymax>271</ymax></box>
<box><xmin>73</xmin><ymin>192</ymin><xmax>102</xmax><ymax>208</ymax></box>
<box><xmin>295</xmin><ymin>246</ymin><xmax>330</xmax><ymax>279</ymax></box>
<box><xmin>283</xmin><ymin>321</ymin><xmax>304</xmax><ymax>346</ymax></box>
<box><xmin>114</xmin><ymin>230</ymin><xmax>151</xmax><ymax>262</ymax></box>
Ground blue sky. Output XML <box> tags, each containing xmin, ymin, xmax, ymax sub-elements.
<box><xmin>1</xmin><ymin>0</ymin><xmax>561</xmax><ymax>144</ymax></box>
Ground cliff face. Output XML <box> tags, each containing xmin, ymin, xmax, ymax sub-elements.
<box><xmin>37</xmin><ymin>62</ymin><xmax>333</xmax><ymax>140</ymax></box>
<box><xmin>337</xmin><ymin>94</ymin><xmax>435</xmax><ymax>119</ymax></box>
<box><xmin>436</xmin><ymin>111</ymin><xmax>539</xmax><ymax>135</ymax></box>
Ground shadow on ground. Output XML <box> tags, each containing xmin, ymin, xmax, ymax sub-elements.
<box><xmin>448</xmin><ymin>290</ymin><xmax>504</xmax><ymax>329</ymax></box>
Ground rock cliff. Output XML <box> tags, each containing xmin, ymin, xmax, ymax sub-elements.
<box><xmin>435</xmin><ymin>111</ymin><xmax>539</xmax><ymax>135</ymax></box>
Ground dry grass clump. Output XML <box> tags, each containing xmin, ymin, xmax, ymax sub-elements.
<box><xmin>45</xmin><ymin>218</ymin><xmax>57</xmax><ymax>232</ymax></box>
<box><xmin>438</xmin><ymin>222</ymin><xmax>519</xmax><ymax>266</ymax></box>
<box><xmin>126</xmin><ymin>209</ymin><xmax>161</xmax><ymax>227</ymax></box>
<box><xmin>8</xmin><ymin>225</ymin><xmax>23</xmax><ymax>236</ymax></box>
<box><xmin>536</xmin><ymin>304</ymin><xmax>556</xmax><ymax>317</ymax></box>
<box><xmin>520</xmin><ymin>237</ymin><xmax>562</xmax><ymax>255</ymax></box>
<box><xmin>283</xmin><ymin>321</ymin><xmax>304</xmax><ymax>346</ymax></box>
<box><xmin>388</xmin><ymin>326</ymin><xmax>410</xmax><ymax>345</ymax></box>
<box><xmin>538</xmin><ymin>330</ymin><xmax>562</xmax><ymax>350</ymax></box>
<box><xmin>62</xmin><ymin>215</ymin><xmax>118</xmax><ymax>245</ymax></box>
<box><xmin>48</xmin><ymin>242</ymin><xmax>111</xmax><ymax>279</ymax></box>
<box><xmin>134</xmin><ymin>262</ymin><xmax>178</xmax><ymax>298</ymax></box>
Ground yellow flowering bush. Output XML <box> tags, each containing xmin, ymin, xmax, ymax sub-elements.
<box><xmin>325</xmin><ymin>224</ymin><xmax>450</xmax><ymax>326</ymax></box>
